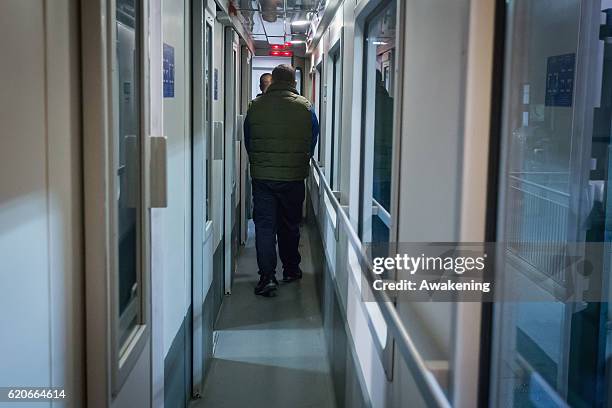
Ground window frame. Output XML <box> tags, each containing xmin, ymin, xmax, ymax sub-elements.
<box><xmin>358</xmin><ymin>0</ymin><xmax>398</xmax><ymax>243</ymax></box>
<box><xmin>108</xmin><ymin>0</ymin><xmax>150</xmax><ymax>395</ymax></box>
<box><xmin>327</xmin><ymin>34</ymin><xmax>343</xmax><ymax>191</ymax></box>
<box><xmin>205</xmin><ymin>19</ymin><xmax>213</xmax><ymax>222</ymax></box>
<box><xmin>316</xmin><ymin>60</ymin><xmax>324</xmax><ymax>163</ymax></box>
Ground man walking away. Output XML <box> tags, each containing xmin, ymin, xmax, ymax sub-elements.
<box><xmin>244</xmin><ymin>64</ymin><xmax>320</xmax><ymax>297</ymax></box>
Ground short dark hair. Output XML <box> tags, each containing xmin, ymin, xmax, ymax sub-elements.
<box><xmin>259</xmin><ymin>73</ymin><xmax>272</xmax><ymax>85</ymax></box>
<box><xmin>272</xmin><ymin>64</ymin><xmax>296</xmax><ymax>83</ymax></box>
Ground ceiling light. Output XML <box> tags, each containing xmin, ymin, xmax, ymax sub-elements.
<box><xmin>372</xmin><ymin>41</ymin><xmax>388</xmax><ymax>45</ymax></box>
<box><xmin>291</xmin><ymin>20</ymin><xmax>310</xmax><ymax>26</ymax></box>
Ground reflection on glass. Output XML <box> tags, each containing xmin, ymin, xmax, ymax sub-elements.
<box><xmin>115</xmin><ymin>0</ymin><xmax>140</xmax><ymax>350</ymax></box>
<box><xmin>232</xmin><ymin>49</ymin><xmax>238</xmax><ymax>189</ymax></box>
<box><xmin>493</xmin><ymin>1</ymin><xmax>612</xmax><ymax>407</ymax></box>
<box><xmin>206</xmin><ymin>23</ymin><xmax>212</xmax><ymax>221</ymax></box>
<box><xmin>316</xmin><ymin>63</ymin><xmax>323</xmax><ymax>161</ymax></box>
<box><xmin>296</xmin><ymin>67</ymin><xmax>303</xmax><ymax>95</ymax></box>
<box><xmin>330</xmin><ymin>53</ymin><xmax>342</xmax><ymax>190</ymax></box>
<box><xmin>361</xmin><ymin>0</ymin><xmax>396</xmax><ymax>244</ymax></box>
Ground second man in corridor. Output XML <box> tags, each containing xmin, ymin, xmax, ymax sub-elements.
<box><xmin>244</xmin><ymin>64</ymin><xmax>320</xmax><ymax>297</ymax></box>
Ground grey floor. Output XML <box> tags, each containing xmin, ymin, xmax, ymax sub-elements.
<box><xmin>192</xmin><ymin>222</ymin><xmax>336</xmax><ymax>408</ymax></box>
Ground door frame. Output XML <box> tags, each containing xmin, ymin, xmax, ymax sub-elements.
<box><xmin>476</xmin><ymin>0</ymin><xmax>506</xmax><ymax>405</ymax></box>
<box><xmin>191</xmin><ymin>0</ymin><xmax>215</xmax><ymax>397</ymax></box>
<box><xmin>452</xmin><ymin>0</ymin><xmax>498</xmax><ymax>406</ymax></box>
<box><xmin>81</xmin><ymin>0</ymin><xmax>152</xmax><ymax>405</ymax></box>
<box><xmin>239</xmin><ymin>45</ymin><xmax>252</xmax><ymax>245</ymax></box>
<box><xmin>223</xmin><ymin>27</ymin><xmax>240</xmax><ymax>294</ymax></box>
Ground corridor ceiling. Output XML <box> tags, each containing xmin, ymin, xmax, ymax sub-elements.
<box><xmin>233</xmin><ymin>0</ymin><xmax>326</xmax><ymax>55</ymax></box>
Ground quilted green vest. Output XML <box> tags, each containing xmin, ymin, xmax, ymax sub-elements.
<box><xmin>247</xmin><ymin>81</ymin><xmax>312</xmax><ymax>181</ymax></box>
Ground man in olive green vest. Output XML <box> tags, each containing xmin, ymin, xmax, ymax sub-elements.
<box><xmin>244</xmin><ymin>64</ymin><xmax>319</xmax><ymax>297</ymax></box>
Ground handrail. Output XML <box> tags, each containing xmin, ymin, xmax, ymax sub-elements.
<box><xmin>310</xmin><ymin>160</ymin><xmax>451</xmax><ymax>408</ymax></box>
<box><xmin>372</xmin><ymin>198</ymin><xmax>391</xmax><ymax>228</ymax></box>
<box><xmin>508</xmin><ymin>175</ymin><xmax>570</xmax><ymax>198</ymax></box>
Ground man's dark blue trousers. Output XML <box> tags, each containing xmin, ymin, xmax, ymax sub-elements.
<box><xmin>251</xmin><ymin>179</ymin><xmax>305</xmax><ymax>277</ymax></box>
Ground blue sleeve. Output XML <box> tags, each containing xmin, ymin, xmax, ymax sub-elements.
<box><xmin>310</xmin><ymin>107</ymin><xmax>320</xmax><ymax>158</ymax></box>
<box><xmin>243</xmin><ymin>114</ymin><xmax>251</xmax><ymax>154</ymax></box>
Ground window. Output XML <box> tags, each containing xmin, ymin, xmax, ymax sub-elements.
<box><xmin>359</xmin><ymin>0</ymin><xmax>397</xmax><ymax>243</ymax></box>
<box><xmin>315</xmin><ymin>62</ymin><xmax>323</xmax><ymax>162</ymax></box>
<box><xmin>491</xmin><ymin>2</ymin><xmax>612</xmax><ymax>406</ymax></box>
<box><xmin>296</xmin><ymin>66</ymin><xmax>303</xmax><ymax>95</ymax></box>
<box><xmin>329</xmin><ymin>51</ymin><xmax>342</xmax><ymax>190</ymax></box>
<box><xmin>232</xmin><ymin>47</ymin><xmax>238</xmax><ymax>189</ymax></box>
<box><xmin>205</xmin><ymin>21</ymin><xmax>212</xmax><ymax>221</ymax></box>
<box><xmin>114</xmin><ymin>0</ymin><xmax>143</xmax><ymax>353</ymax></box>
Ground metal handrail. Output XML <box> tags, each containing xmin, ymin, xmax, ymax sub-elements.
<box><xmin>310</xmin><ymin>159</ymin><xmax>451</xmax><ymax>408</ymax></box>
<box><xmin>508</xmin><ymin>175</ymin><xmax>570</xmax><ymax>198</ymax></box>
<box><xmin>372</xmin><ymin>198</ymin><xmax>392</xmax><ymax>228</ymax></box>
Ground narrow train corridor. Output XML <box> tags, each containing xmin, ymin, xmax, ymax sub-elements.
<box><xmin>192</xmin><ymin>222</ymin><xmax>336</xmax><ymax>408</ymax></box>
<box><xmin>11</xmin><ymin>0</ymin><xmax>612</xmax><ymax>406</ymax></box>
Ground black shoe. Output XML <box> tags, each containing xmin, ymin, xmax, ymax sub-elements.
<box><xmin>254</xmin><ymin>274</ymin><xmax>278</xmax><ymax>297</ymax></box>
<box><xmin>282</xmin><ymin>269</ymin><xmax>303</xmax><ymax>283</ymax></box>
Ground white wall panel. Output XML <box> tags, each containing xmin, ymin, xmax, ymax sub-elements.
<box><xmin>162</xmin><ymin>0</ymin><xmax>192</xmax><ymax>356</ymax></box>
<box><xmin>345</xmin><ymin>278</ymin><xmax>388</xmax><ymax>408</ymax></box>
<box><xmin>393</xmin><ymin>0</ymin><xmax>470</xmax><ymax>405</ymax></box>
<box><xmin>0</xmin><ymin>0</ymin><xmax>83</xmax><ymax>405</ymax></box>
<box><xmin>46</xmin><ymin>0</ymin><xmax>84</xmax><ymax>403</ymax></box>
<box><xmin>0</xmin><ymin>1</ymin><xmax>50</xmax><ymax>393</ymax></box>
<box><xmin>149</xmin><ymin>0</ymin><xmax>165</xmax><ymax>404</ymax></box>
<box><xmin>394</xmin><ymin>0</ymin><xmax>470</xmax><ymax>362</ymax></box>
<box><xmin>111</xmin><ymin>342</ymin><xmax>151</xmax><ymax>408</ymax></box>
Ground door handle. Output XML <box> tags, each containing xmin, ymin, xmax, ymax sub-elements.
<box><xmin>150</xmin><ymin>136</ymin><xmax>168</xmax><ymax>208</ymax></box>
<box><xmin>214</xmin><ymin>121</ymin><xmax>224</xmax><ymax>160</ymax></box>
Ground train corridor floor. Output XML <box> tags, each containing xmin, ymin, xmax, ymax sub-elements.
<box><xmin>192</xmin><ymin>222</ymin><xmax>336</xmax><ymax>408</ymax></box>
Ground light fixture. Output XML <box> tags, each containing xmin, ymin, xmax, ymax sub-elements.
<box><xmin>289</xmin><ymin>40</ymin><xmax>305</xmax><ymax>44</ymax></box>
<box><xmin>372</xmin><ymin>41</ymin><xmax>388</xmax><ymax>45</ymax></box>
<box><xmin>291</xmin><ymin>20</ymin><xmax>310</xmax><ymax>26</ymax></box>
<box><xmin>269</xmin><ymin>50</ymin><xmax>293</xmax><ymax>57</ymax></box>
